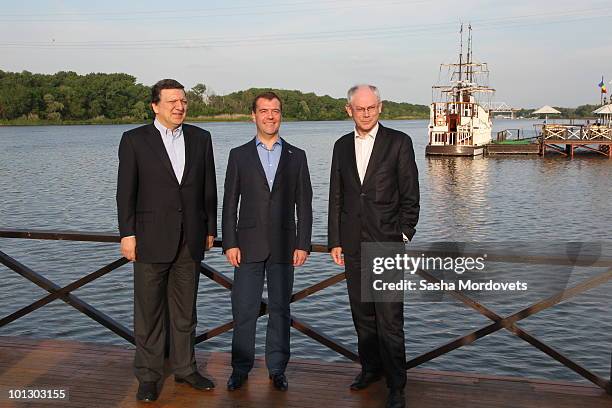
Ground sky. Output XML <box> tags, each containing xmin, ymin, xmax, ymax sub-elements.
<box><xmin>1</xmin><ymin>0</ymin><xmax>611</xmax><ymax>108</ymax></box>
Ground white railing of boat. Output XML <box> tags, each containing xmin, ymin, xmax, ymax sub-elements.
<box><xmin>430</xmin><ymin>131</ymin><xmax>473</xmax><ymax>146</ymax></box>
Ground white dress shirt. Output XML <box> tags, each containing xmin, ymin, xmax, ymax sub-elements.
<box><xmin>354</xmin><ymin>123</ymin><xmax>379</xmax><ymax>184</ymax></box>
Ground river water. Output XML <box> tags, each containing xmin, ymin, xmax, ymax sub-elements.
<box><xmin>0</xmin><ymin>119</ymin><xmax>610</xmax><ymax>383</ymax></box>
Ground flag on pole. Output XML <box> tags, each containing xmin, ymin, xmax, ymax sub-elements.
<box><xmin>599</xmin><ymin>76</ymin><xmax>607</xmax><ymax>93</ymax></box>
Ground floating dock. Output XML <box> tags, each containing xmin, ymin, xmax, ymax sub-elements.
<box><xmin>486</xmin><ymin>143</ymin><xmax>540</xmax><ymax>155</ymax></box>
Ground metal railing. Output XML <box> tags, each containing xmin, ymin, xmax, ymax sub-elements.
<box><xmin>1</xmin><ymin>228</ymin><xmax>610</xmax><ymax>394</ymax></box>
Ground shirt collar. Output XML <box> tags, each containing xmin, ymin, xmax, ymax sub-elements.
<box><xmin>154</xmin><ymin>118</ymin><xmax>183</xmax><ymax>139</ymax></box>
<box><xmin>354</xmin><ymin>122</ymin><xmax>379</xmax><ymax>140</ymax></box>
<box><xmin>255</xmin><ymin>135</ymin><xmax>282</xmax><ymax>149</ymax></box>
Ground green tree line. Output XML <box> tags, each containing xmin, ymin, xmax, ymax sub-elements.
<box><xmin>189</xmin><ymin>87</ymin><xmax>429</xmax><ymax>120</ymax></box>
<box><xmin>2</xmin><ymin>70</ymin><xmax>607</xmax><ymax>124</ymax></box>
<box><xmin>0</xmin><ymin>70</ymin><xmax>151</xmax><ymax>122</ymax></box>
<box><xmin>0</xmin><ymin>70</ymin><xmax>429</xmax><ymax>124</ymax></box>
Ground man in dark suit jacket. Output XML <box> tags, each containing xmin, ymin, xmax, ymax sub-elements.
<box><xmin>116</xmin><ymin>79</ymin><xmax>217</xmax><ymax>402</ymax></box>
<box><xmin>222</xmin><ymin>92</ymin><xmax>312</xmax><ymax>392</ymax></box>
<box><xmin>328</xmin><ymin>85</ymin><xmax>419</xmax><ymax>408</ymax></box>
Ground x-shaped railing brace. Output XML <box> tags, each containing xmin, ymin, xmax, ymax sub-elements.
<box><xmin>0</xmin><ymin>250</ymin><xmax>133</xmax><ymax>343</ymax></box>
<box><xmin>0</xmin><ymin>249</ymin><xmax>357</xmax><ymax>362</ymax></box>
<box><xmin>196</xmin><ymin>263</ymin><xmax>358</xmax><ymax>361</ymax></box>
<box><xmin>408</xmin><ymin>266</ymin><xmax>612</xmax><ymax>393</ymax></box>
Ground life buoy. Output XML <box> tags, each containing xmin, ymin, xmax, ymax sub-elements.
<box><xmin>435</xmin><ymin>114</ymin><xmax>446</xmax><ymax>126</ymax></box>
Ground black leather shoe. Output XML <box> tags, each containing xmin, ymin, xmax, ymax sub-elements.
<box><xmin>350</xmin><ymin>371</ymin><xmax>383</xmax><ymax>390</ymax></box>
<box><xmin>386</xmin><ymin>388</ymin><xmax>405</xmax><ymax>408</ymax></box>
<box><xmin>136</xmin><ymin>381</ymin><xmax>158</xmax><ymax>402</ymax></box>
<box><xmin>269</xmin><ymin>373</ymin><xmax>288</xmax><ymax>391</ymax></box>
<box><xmin>227</xmin><ymin>371</ymin><xmax>248</xmax><ymax>391</ymax></box>
<box><xmin>175</xmin><ymin>371</ymin><xmax>215</xmax><ymax>390</ymax></box>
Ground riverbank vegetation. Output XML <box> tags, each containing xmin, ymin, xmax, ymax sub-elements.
<box><xmin>0</xmin><ymin>70</ymin><xmax>428</xmax><ymax>125</ymax></box>
<box><xmin>2</xmin><ymin>70</ymin><xmax>602</xmax><ymax>126</ymax></box>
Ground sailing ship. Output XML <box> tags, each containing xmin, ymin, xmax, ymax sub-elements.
<box><xmin>426</xmin><ymin>25</ymin><xmax>495</xmax><ymax>156</ymax></box>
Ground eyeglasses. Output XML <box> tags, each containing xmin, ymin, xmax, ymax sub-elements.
<box><xmin>352</xmin><ymin>105</ymin><xmax>379</xmax><ymax>115</ymax></box>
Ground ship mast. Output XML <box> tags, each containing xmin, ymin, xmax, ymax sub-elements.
<box><xmin>457</xmin><ymin>23</ymin><xmax>463</xmax><ymax>103</ymax></box>
<box><xmin>432</xmin><ymin>25</ymin><xmax>495</xmax><ymax>103</ymax></box>
<box><xmin>467</xmin><ymin>24</ymin><xmax>473</xmax><ymax>83</ymax></box>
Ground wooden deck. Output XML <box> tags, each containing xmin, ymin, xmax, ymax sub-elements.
<box><xmin>0</xmin><ymin>337</ymin><xmax>610</xmax><ymax>407</ymax></box>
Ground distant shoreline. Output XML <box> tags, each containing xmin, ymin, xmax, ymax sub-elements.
<box><xmin>0</xmin><ymin>114</ymin><xmax>429</xmax><ymax>126</ymax></box>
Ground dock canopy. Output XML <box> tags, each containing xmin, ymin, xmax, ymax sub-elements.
<box><xmin>533</xmin><ymin>105</ymin><xmax>561</xmax><ymax>115</ymax></box>
<box><xmin>593</xmin><ymin>104</ymin><xmax>612</xmax><ymax>125</ymax></box>
<box><xmin>533</xmin><ymin>105</ymin><xmax>561</xmax><ymax>123</ymax></box>
<box><xmin>593</xmin><ymin>104</ymin><xmax>612</xmax><ymax>114</ymax></box>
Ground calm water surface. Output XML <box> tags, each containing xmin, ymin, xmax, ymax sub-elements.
<box><xmin>0</xmin><ymin>119</ymin><xmax>610</xmax><ymax>382</ymax></box>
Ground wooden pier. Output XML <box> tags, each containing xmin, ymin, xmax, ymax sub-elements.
<box><xmin>1</xmin><ymin>336</ymin><xmax>610</xmax><ymax>408</ymax></box>
<box><xmin>539</xmin><ymin>124</ymin><xmax>612</xmax><ymax>158</ymax></box>
<box><xmin>1</xmin><ymin>229</ymin><xmax>611</xmax><ymax>407</ymax></box>
<box><xmin>482</xmin><ymin>126</ymin><xmax>612</xmax><ymax>158</ymax></box>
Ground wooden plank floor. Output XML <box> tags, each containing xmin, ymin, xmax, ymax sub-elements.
<box><xmin>0</xmin><ymin>336</ymin><xmax>610</xmax><ymax>408</ymax></box>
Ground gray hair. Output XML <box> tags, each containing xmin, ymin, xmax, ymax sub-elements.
<box><xmin>346</xmin><ymin>84</ymin><xmax>381</xmax><ymax>104</ymax></box>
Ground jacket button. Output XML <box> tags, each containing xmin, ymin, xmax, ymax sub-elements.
<box><xmin>360</xmin><ymin>193</ymin><xmax>366</xmax><ymax>197</ymax></box>
<box><xmin>178</xmin><ymin>208</ymin><xmax>183</xmax><ymax>212</ymax></box>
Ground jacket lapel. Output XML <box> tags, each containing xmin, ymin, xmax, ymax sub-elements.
<box><xmin>181</xmin><ymin>126</ymin><xmax>196</xmax><ymax>186</ymax></box>
<box><xmin>362</xmin><ymin>124</ymin><xmax>389</xmax><ymax>187</ymax></box>
<box><xmin>345</xmin><ymin>133</ymin><xmax>362</xmax><ymax>187</ymax></box>
<box><xmin>249</xmin><ymin>138</ymin><xmax>269</xmax><ymax>187</ymax></box>
<box><xmin>143</xmin><ymin>123</ymin><xmax>177</xmax><ymax>184</ymax></box>
<box><xmin>277</xmin><ymin>138</ymin><xmax>291</xmax><ymax>173</ymax></box>
<box><xmin>271</xmin><ymin>138</ymin><xmax>291</xmax><ymax>193</ymax></box>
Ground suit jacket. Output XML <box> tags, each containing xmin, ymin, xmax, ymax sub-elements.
<box><xmin>222</xmin><ymin>138</ymin><xmax>313</xmax><ymax>264</ymax></box>
<box><xmin>116</xmin><ymin>123</ymin><xmax>217</xmax><ymax>263</ymax></box>
<box><xmin>328</xmin><ymin>123</ymin><xmax>420</xmax><ymax>255</ymax></box>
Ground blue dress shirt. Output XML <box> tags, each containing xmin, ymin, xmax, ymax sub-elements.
<box><xmin>255</xmin><ymin>136</ymin><xmax>282</xmax><ymax>191</ymax></box>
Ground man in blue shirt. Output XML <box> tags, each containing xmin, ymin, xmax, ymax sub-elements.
<box><xmin>222</xmin><ymin>91</ymin><xmax>313</xmax><ymax>392</ymax></box>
